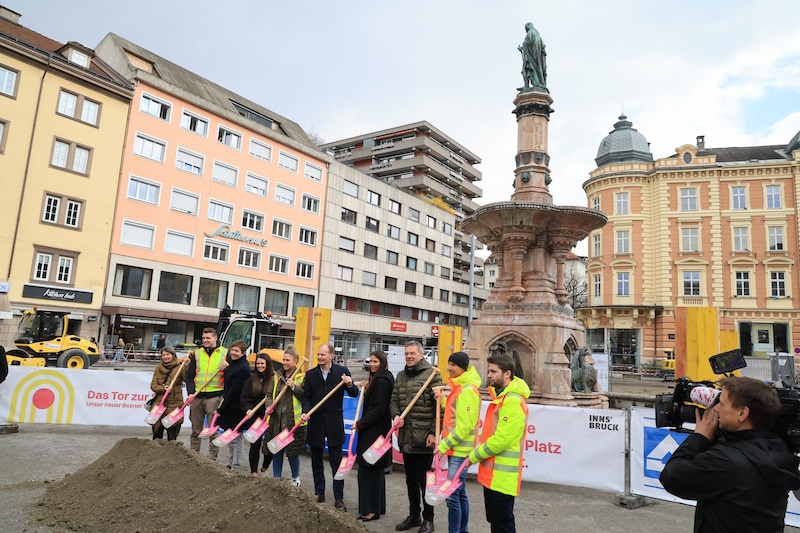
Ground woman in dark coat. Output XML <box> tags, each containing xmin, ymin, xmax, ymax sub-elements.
<box><xmin>149</xmin><ymin>346</ymin><xmax>188</xmax><ymax>441</ymax></box>
<box><xmin>355</xmin><ymin>350</ymin><xmax>395</xmax><ymax>521</ymax></box>
<box><xmin>240</xmin><ymin>352</ymin><xmax>274</xmax><ymax>476</ymax></box>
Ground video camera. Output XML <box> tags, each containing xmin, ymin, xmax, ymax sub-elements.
<box><xmin>654</xmin><ymin>349</ymin><xmax>800</xmax><ymax>453</ymax></box>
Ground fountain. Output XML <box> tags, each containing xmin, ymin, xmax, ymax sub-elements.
<box><xmin>461</xmin><ymin>22</ymin><xmax>608</xmax><ymax>407</ymax></box>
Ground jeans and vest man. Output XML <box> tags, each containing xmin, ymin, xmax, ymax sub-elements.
<box><xmin>186</xmin><ymin>327</ymin><xmax>228</xmax><ymax>459</ymax></box>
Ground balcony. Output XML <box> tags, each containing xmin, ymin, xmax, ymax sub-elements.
<box><xmin>678</xmin><ymin>296</ymin><xmax>707</xmax><ymax>306</ymax></box>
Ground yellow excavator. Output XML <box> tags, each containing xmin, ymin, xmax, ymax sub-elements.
<box><xmin>5</xmin><ymin>307</ymin><xmax>99</xmax><ymax>369</ymax></box>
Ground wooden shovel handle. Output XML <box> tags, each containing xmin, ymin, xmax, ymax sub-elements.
<box><xmin>305</xmin><ymin>378</ymin><xmax>347</xmax><ymax>418</ymax></box>
<box><xmin>353</xmin><ymin>384</ymin><xmax>366</xmax><ymax>426</ymax></box>
<box><xmin>399</xmin><ymin>367</ymin><xmax>441</xmax><ymax>420</ymax></box>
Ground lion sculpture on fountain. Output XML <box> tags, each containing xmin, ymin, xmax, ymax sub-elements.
<box><xmin>570</xmin><ymin>346</ymin><xmax>598</xmax><ymax>393</ymax></box>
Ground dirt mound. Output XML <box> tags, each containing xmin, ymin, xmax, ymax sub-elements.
<box><xmin>37</xmin><ymin>438</ymin><xmax>367</xmax><ymax>532</ymax></box>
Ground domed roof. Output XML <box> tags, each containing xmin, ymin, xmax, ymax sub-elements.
<box><xmin>595</xmin><ymin>115</ymin><xmax>653</xmax><ymax>167</ymax></box>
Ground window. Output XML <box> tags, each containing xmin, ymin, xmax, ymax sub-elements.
<box><xmin>133</xmin><ymin>133</ymin><xmax>165</xmax><ymax>162</ymax></box>
<box><xmin>343</xmin><ymin>180</ymin><xmax>358</xmax><ymax>197</ymax></box>
<box><xmin>732</xmin><ymin>186</ymin><xmax>747</xmax><ymax>210</ymax></box>
<box><xmin>113</xmin><ymin>265</ymin><xmax>152</xmax><ymax>298</ymax></box>
<box><xmin>164</xmin><ymin>230</ymin><xmax>194</xmax><ymax>257</ymax></box>
<box><xmin>337</xmin><ymin>265</ymin><xmax>353</xmax><ymax>282</ymax></box>
<box><xmin>304</xmin><ymin>162</ymin><xmax>323</xmax><ymax>181</ymax></box>
<box><xmin>245</xmin><ymin>173</ymin><xmax>268</xmax><ymax>196</ymax></box>
<box><xmin>120</xmin><ymin>220</ymin><xmax>155</xmax><ymax>249</ymax></box>
<box><xmin>389</xmin><ymin>199</ymin><xmax>401</xmax><ymax>214</ymax></box>
<box><xmin>217</xmin><ymin>126</ymin><xmax>241</xmax><ymax>149</ymax></box>
<box><xmin>441</xmin><ymin>266</ymin><xmax>450</xmax><ymax>279</ymax></box>
<box><xmin>293</xmin><ymin>293</ymin><xmax>315</xmax><ymax>313</ymax></box>
<box><xmin>363</xmin><ymin>271</ymin><xmax>377</xmax><ymax>287</ymax></box>
<box><xmin>425</xmin><ymin>238</ymin><xmax>436</xmax><ymax>252</ymax></box>
<box><xmin>735</xmin><ymin>271</ymin><xmax>750</xmax><ymax>297</ymax></box>
<box><xmin>33</xmin><ymin>253</ymin><xmax>51</xmax><ymax>281</ymax></box>
<box><xmin>341</xmin><ymin>208</ymin><xmax>357</xmax><ymax>225</ymax></box>
<box><xmin>681</xmin><ymin>227</ymin><xmax>699</xmax><ymax>252</ymax></box>
<box><xmin>769</xmin><ymin>227</ymin><xmax>785</xmax><ymax>251</ymax></box>
<box><xmin>64</xmin><ymin>200</ymin><xmax>81</xmax><ymax>227</ymax></box>
<box><xmin>615</xmin><ymin>192</ymin><xmax>629</xmax><ymax>215</ymax></box>
<box><xmin>426</xmin><ymin>215</ymin><xmax>437</xmax><ymax>228</ymax></box>
<box><xmin>264</xmin><ymin>288</ymin><xmax>289</xmax><ymax>315</ymax></box>
<box><xmin>367</xmin><ymin>190</ymin><xmax>381</xmax><ymax>206</ymax></box>
<box><xmin>238</xmin><ymin>247</ymin><xmax>261</xmax><ymax>269</ymax></box>
<box><xmin>366</xmin><ymin>217</ymin><xmax>379</xmax><ymax>232</ymax></box>
<box><xmin>233</xmin><ymin>283</ymin><xmax>259</xmax><ymax>312</ymax></box>
<box><xmin>278</xmin><ymin>151</ymin><xmax>299</xmax><ymax>172</ymax></box>
<box><xmin>57</xmin><ymin>90</ymin><xmax>100</xmax><ymax>126</ymax></box>
<box><xmin>385</xmin><ymin>277</ymin><xmax>397</xmax><ymax>291</ymax></box>
<box><xmin>197</xmin><ymin>278</ymin><xmax>228</xmax><ymax>308</ymax></box>
<box><xmin>592</xmin><ymin>197</ymin><xmax>600</xmax><ymax>210</ymax></box>
<box><xmin>0</xmin><ymin>65</ymin><xmax>18</xmax><ymax>96</ymax></box>
<box><xmin>180</xmin><ymin>110</ymin><xmax>208</xmax><ymax>135</ymax></box>
<box><xmin>440</xmin><ymin>289</ymin><xmax>450</xmax><ymax>302</ymax></box>
<box><xmin>386</xmin><ymin>250</ymin><xmax>398</xmax><ymax>265</ymax></box>
<box><xmin>175</xmin><ymin>148</ymin><xmax>203</xmax><ymax>175</ymax></box>
<box><xmin>592</xmin><ymin>234</ymin><xmax>601</xmax><ymax>257</ymax></box>
<box><xmin>272</xmin><ymin>219</ymin><xmax>292</xmax><ymax>239</ymax></box>
<box><xmin>69</xmin><ymin>49</ymin><xmax>89</xmax><ymax>67</ymax></box>
<box><xmin>203</xmin><ymin>240</ymin><xmax>229</xmax><ymax>262</ymax></box>
<box><xmin>406</xmin><ymin>257</ymin><xmax>417</xmax><ymax>270</ymax></box>
<box><xmin>158</xmin><ymin>272</ymin><xmax>192</xmax><ymax>305</ymax></box>
<box><xmin>616</xmin><ymin>230</ymin><xmax>630</xmax><ymax>254</ymax></box>
<box><xmin>616</xmin><ymin>272</ymin><xmax>630</xmax><ymax>296</ymax></box>
<box><xmin>302</xmin><ymin>194</ymin><xmax>320</xmax><ymax>214</ymax></box>
<box><xmin>139</xmin><ymin>94</ymin><xmax>171</xmax><ymax>121</ymax></box>
<box><xmin>212</xmin><ymin>161</ymin><xmax>237</xmax><ymax>186</ymax></box>
<box><xmin>424</xmin><ymin>262</ymin><xmax>434</xmax><ymax>275</ymax></box>
<box><xmin>593</xmin><ymin>274</ymin><xmax>601</xmax><ymax>299</ymax></box>
<box><xmin>268</xmin><ymin>255</ymin><xmax>289</xmax><ymax>274</ymax></box>
<box><xmin>408</xmin><ymin>232</ymin><xmax>418</xmax><ymax>246</ymax></box>
<box><xmin>387</xmin><ymin>225</ymin><xmax>400</xmax><ymax>239</ymax></box>
<box><xmin>442</xmin><ymin>244</ymin><xmax>451</xmax><ymax>257</ymax></box>
<box><xmin>408</xmin><ymin>208</ymin><xmax>420</xmax><ymax>222</ymax></box>
<box><xmin>340</xmin><ymin>237</ymin><xmax>355</xmax><ymax>253</ymax></box>
<box><xmin>208</xmin><ymin>200</ymin><xmax>233</xmax><ymax>224</ymax></box>
<box><xmin>127</xmin><ymin>176</ymin><xmax>159</xmax><ymax>204</ymax></box>
<box><xmin>41</xmin><ymin>194</ymin><xmax>84</xmax><ymax>229</ymax></box>
<box><xmin>766</xmin><ymin>185</ymin><xmax>782</xmax><ymax>209</ymax></box>
<box><xmin>170</xmin><ymin>188</ymin><xmax>199</xmax><ymax>215</ymax></box>
<box><xmin>681</xmin><ymin>271</ymin><xmax>701</xmax><ymax>296</ymax></box>
<box><xmin>443</xmin><ymin>222</ymin><xmax>453</xmax><ymax>235</ymax></box>
<box><xmin>364</xmin><ymin>243</ymin><xmax>378</xmax><ymax>259</ymax></box>
<box><xmin>299</xmin><ymin>227</ymin><xmax>317</xmax><ymax>246</ymax></box>
<box><xmin>242</xmin><ymin>210</ymin><xmax>264</xmax><ymax>231</ymax></box>
<box><xmin>771</xmin><ymin>271</ymin><xmax>787</xmax><ymax>297</ymax></box>
<box><xmin>249</xmin><ymin>139</ymin><xmax>272</xmax><ymax>161</ymax></box>
<box><xmin>733</xmin><ymin>227</ymin><xmax>749</xmax><ymax>252</ymax></box>
<box><xmin>405</xmin><ymin>281</ymin><xmax>416</xmax><ymax>295</ymax></box>
<box><xmin>292</xmin><ymin>260</ymin><xmax>313</xmax><ymax>280</ymax></box>
<box><xmin>423</xmin><ymin>285</ymin><xmax>433</xmax><ymax>298</ymax></box>
<box><xmin>51</xmin><ymin>139</ymin><xmax>91</xmax><ymax>174</ymax></box>
<box><xmin>275</xmin><ymin>184</ymin><xmax>295</xmax><ymax>206</ymax></box>
<box><xmin>680</xmin><ymin>188</ymin><xmax>698</xmax><ymax>211</ymax></box>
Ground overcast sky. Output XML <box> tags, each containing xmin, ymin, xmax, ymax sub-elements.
<box><xmin>16</xmin><ymin>1</ymin><xmax>800</xmax><ymax>254</ymax></box>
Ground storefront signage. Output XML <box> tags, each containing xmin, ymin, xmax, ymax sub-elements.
<box><xmin>205</xmin><ymin>225</ymin><xmax>267</xmax><ymax>247</ymax></box>
<box><xmin>120</xmin><ymin>316</ymin><xmax>168</xmax><ymax>326</ymax></box>
<box><xmin>390</xmin><ymin>321</ymin><xmax>407</xmax><ymax>332</ymax></box>
<box><xmin>22</xmin><ymin>284</ymin><xmax>93</xmax><ymax>304</ymax></box>
<box><xmin>431</xmin><ymin>325</ymin><xmax>439</xmax><ymax>337</ymax></box>
<box><xmin>0</xmin><ymin>281</ymin><xmax>9</xmax><ymax>293</ymax></box>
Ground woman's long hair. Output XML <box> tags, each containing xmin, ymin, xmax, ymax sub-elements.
<box><xmin>251</xmin><ymin>352</ymin><xmax>273</xmax><ymax>398</ymax></box>
<box><xmin>368</xmin><ymin>350</ymin><xmax>388</xmax><ymax>382</ymax></box>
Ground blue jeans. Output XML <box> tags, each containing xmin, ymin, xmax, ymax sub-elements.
<box><xmin>446</xmin><ymin>455</ymin><xmax>470</xmax><ymax>533</ymax></box>
<box><xmin>272</xmin><ymin>449</ymin><xmax>300</xmax><ymax>478</ymax></box>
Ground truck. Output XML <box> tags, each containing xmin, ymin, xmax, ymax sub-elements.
<box><xmin>5</xmin><ymin>307</ymin><xmax>100</xmax><ymax>369</ymax></box>
<box><xmin>217</xmin><ymin>307</ymin><xmax>287</xmax><ymax>369</ymax></box>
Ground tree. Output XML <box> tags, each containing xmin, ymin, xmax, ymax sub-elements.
<box><xmin>563</xmin><ymin>257</ymin><xmax>588</xmax><ymax>309</ymax></box>
<box><xmin>305</xmin><ymin>127</ymin><xmax>325</xmax><ymax>146</ymax></box>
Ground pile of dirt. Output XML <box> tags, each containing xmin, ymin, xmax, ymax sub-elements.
<box><xmin>37</xmin><ymin>438</ymin><xmax>367</xmax><ymax>532</ymax></box>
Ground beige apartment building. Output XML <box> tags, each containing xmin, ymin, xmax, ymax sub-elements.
<box><xmin>0</xmin><ymin>7</ymin><xmax>132</xmax><ymax>345</ymax></box>
<box><xmin>579</xmin><ymin>114</ymin><xmax>800</xmax><ymax>369</ymax></box>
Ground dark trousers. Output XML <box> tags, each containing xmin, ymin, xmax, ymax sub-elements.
<box><xmin>483</xmin><ymin>486</ymin><xmax>516</xmax><ymax>533</ymax></box>
<box><xmin>248</xmin><ymin>440</ymin><xmax>262</xmax><ymax>474</ymax></box>
<box><xmin>357</xmin><ymin>464</ymin><xmax>387</xmax><ymax>516</ymax></box>
<box><xmin>152</xmin><ymin>422</ymin><xmax>181</xmax><ymax>441</ymax></box>
<box><xmin>402</xmin><ymin>452</ymin><xmax>434</xmax><ymax>521</ymax></box>
<box><xmin>311</xmin><ymin>445</ymin><xmax>344</xmax><ymax>500</ymax></box>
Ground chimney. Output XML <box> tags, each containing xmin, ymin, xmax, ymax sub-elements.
<box><xmin>697</xmin><ymin>135</ymin><xmax>705</xmax><ymax>150</ymax></box>
<box><xmin>0</xmin><ymin>6</ymin><xmax>21</xmax><ymax>24</ymax></box>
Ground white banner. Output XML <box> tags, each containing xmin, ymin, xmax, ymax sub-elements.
<box><xmin>0</xmin><ymin>366</ymin><xmax>158</xmax><ymax>426</ymax></box>
<box><xmin>630</xmin><ymin>407</ymin><xmax>800</xmax><ymax>527</ymax></box>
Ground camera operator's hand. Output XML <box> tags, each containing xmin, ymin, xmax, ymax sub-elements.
<box><xmin>694</xmin><ymin>406</ymin><xmax>720</xmax><ymax>441</ymax></box>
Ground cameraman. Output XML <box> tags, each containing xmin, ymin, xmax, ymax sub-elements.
<box><xmin>660</xmin><ymin>376</ymin><xmax>800</xmax><ymax>532</ymax></box>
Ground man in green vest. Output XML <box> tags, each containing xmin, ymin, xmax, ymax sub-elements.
<box><xmin>187</xmin><ymin>327</ymin><xmax>228</xmax><ymax>459</ymax></box>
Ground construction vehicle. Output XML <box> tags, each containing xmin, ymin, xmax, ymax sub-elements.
<box><xmin>5</xmin><ymin>307</ymin><xmax>100</xmax><ymax>369</ymax></box>
<box><xmin>216</xmin><ymin>306</ymin><xmax>287</xmax><ymax>369</ymax></box>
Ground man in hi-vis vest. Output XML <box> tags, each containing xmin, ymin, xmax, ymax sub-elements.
<box><xmin>469</xmin><ymin>353</ymin><xmax>530</xmax><ymax>533</ymax></box>
<box><xmin>187</xmin><ymin>327</ymin><xmax>228</xmax><ymax>459</ymax></box>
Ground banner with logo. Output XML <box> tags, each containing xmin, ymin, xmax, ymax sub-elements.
<box><xmin>630</xmin><ymin>407</ymin><xmax>800</xmax><ymax>527</ymax></box>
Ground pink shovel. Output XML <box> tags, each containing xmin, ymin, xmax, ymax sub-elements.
<box><xmin>363</xmin><ymin>367</ymin><xmax>440</xmax><ymax>465</ymax></box>
<box><xmin>144</xmin><ymin>364</ymin><xmax>185</xmax><ymax>425</ymax></box>
<box><xmin>267</xmin><ymin>378</ymin><xmax>347</xmax><ymax>454</ymax></box>
<box><xmin>199</xmin><ymin>399</ymin><xmax>224</xmax><ymax>438</ymax></box>
<box><xmin>162</xmin><ymin>368</ymin><xmax>223</xmax><ymax>429</ymax></box>
<box><xmin>425</xmin><ymin>387</ymin><xmax>449</xmax><ymax>499</ymax></box>
<box><xmin>212</xmin><ymin>391</ymin><xmax>273</xmax><ymax>448</ymax></box>
<box><xmin>244</xmin><ymin>359</ymin><xmax>307</xmax><ymax>444</ymax></box>
<box><xmin>334</xmin><ymin>384</ymin><xmax>365</xmax><ymax>480</ymax></box>
<box><xmin>425</xmin><ymin>458</ymin><xmax>471</xmax><ymax>506</ymax></box>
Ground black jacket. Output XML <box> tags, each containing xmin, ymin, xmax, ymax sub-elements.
<box><xmin>240</xmin><ymin>371</ymin><xmax>272</xmax><ymax>430</ymax></box>
<box><xmin>216</xmin><ymin>356</ymin><xmax>251</xmax><ymax>430</ymax></box>
<box><xmin>390</xmin><ymin>358</ymin><xmax>441</xmax><ymax>454</ymax></box>
<box><xmin>356</xmin><ymin>370</ymin><xmax>395</xmax><ymax>468</ymax></box>
<box><xmin>302</xmin><ymin>363</ymin><xmax>358</xmax><ymax>448</ymax></box>
<box><xmin>660</xmin><ymin>430</ymin><xmax>800</xmax><ymax>533</ymax></box>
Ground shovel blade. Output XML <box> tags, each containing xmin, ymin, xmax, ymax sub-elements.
<box><xmin>243</xmin><ymin>418</ymin><xmax>268</xmax><ymax>444</ymax></box>
<box><xmin>199</xmin><ymin>424</ymin><xmax>219</xmax><ymax>437</ymax></box>
<box><xmin>144</xmin><ymin>405</ymin><xmax>166</xmax><ymax>425</ymax></box>
<box><xmin>362</xmin><ymin>435</ymin><xmax>392</xmax><ymax>465</ymax></box>
<box><xmin>425</xmin><ymin>477</ymin><xmax>462</xmax><ymax>507</ymax></box>
<box><xmin>212</xmin><ymin>428</ymin><xmax>238</xmax><ymax>448</ymax></box>
<box><xmin>334</xmin><ymin>454</ymin><xmax>356</xmax><ymax>480</ymax></box>
<box><xmin>161</xmin><ymin>408</ymin><xmax>184</xmax><ymax>428</ymax></box>
<box><xmin>266</xmin><ymin>428</ymin><xmax>294</xmax><ymax>454</ymax></box>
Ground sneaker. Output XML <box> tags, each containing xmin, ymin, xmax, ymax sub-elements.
<box><xmin>292</xmin><ymin>477</ymin><xmax>301</xmax><ymax>487</ymax></box>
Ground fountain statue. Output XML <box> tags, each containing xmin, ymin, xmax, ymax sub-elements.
<box><xmin>461</xmin><ymin>24</ymin><xmax>608</xmax><ymax>407</ymax></box>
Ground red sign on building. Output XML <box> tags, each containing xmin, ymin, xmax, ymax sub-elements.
<box><xmin>431</xmin><ymin>325</ymin><xmax>439</xmax><ymax>337</ymax></box>
<box><xmin>391</xmin><ymin>321</ymin><xmax>407</xmax><ymax>332</ymax></box>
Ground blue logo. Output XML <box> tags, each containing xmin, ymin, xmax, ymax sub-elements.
<box><xmin>642</xmin><ymin>427</ymin><xmax>690</xmax><ymax>479</ymax></box>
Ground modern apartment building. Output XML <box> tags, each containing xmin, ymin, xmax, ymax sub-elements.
<box><xmin>93</xmin><ymin>33</ymin><xmax>327</xmax><ymax>350</ymax></box>
<box><xmin>579</xmin><ymin>114</ymin><xmax>800</xmax><ymax>369</ymax></box>
<box><xmin>0</xmin><ymin>7</ymin><xmax>132</xmax><ymax>346</ymax></box>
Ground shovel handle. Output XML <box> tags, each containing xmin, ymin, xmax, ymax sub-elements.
<box><xmin>346</xmin><ymin>385</ymin><xmax>366</xmax><ymax>455</ymax></box>
<box><xmin>398</xmin><ymin>367</ymin><xmax>441</xmax><ymax>421</ymax></box>
<box><xmin>305</xmin><ymin>378</ymin><xmax>347</xmax><ymax>418</ymax></box>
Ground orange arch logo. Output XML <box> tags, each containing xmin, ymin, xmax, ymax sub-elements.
<box><xmin>9</xmin><ymin>369</ymin><xmax>75</xmax><ymax>424</ymax></box>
